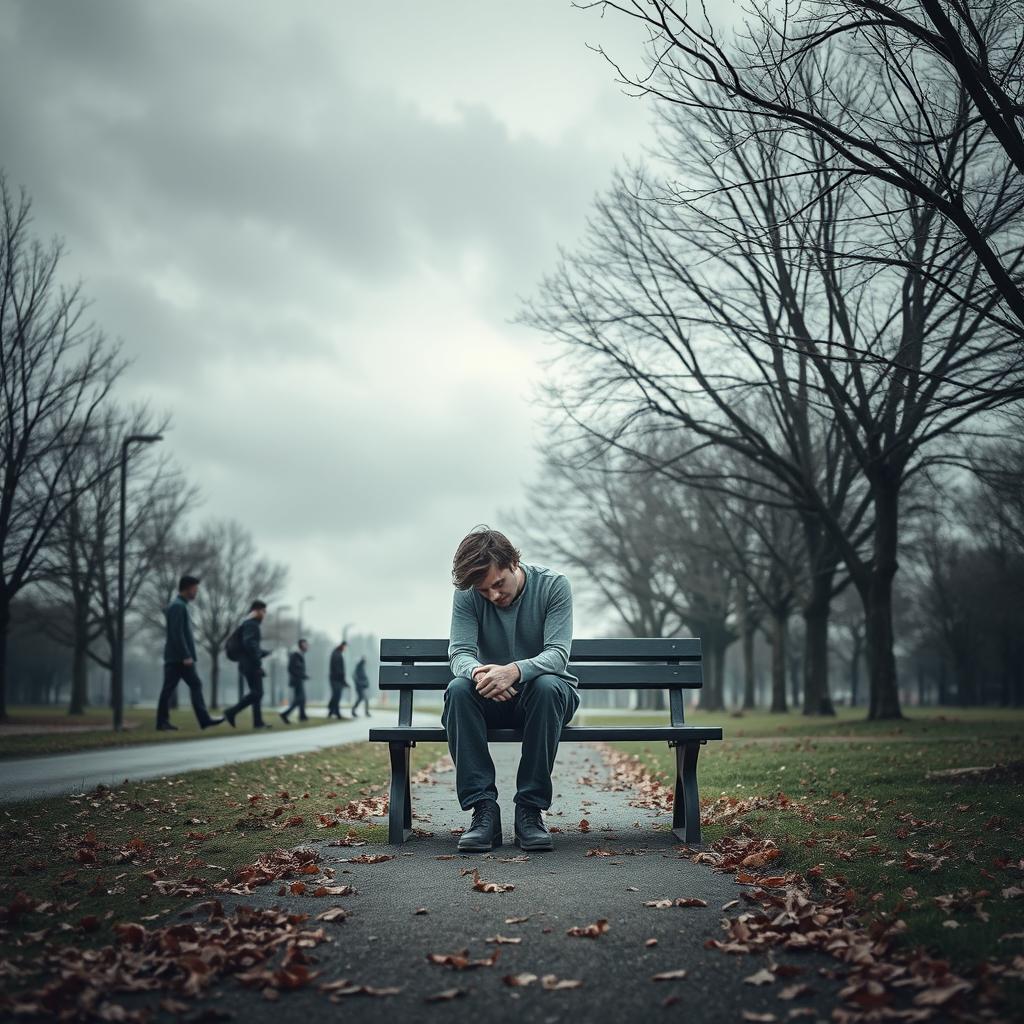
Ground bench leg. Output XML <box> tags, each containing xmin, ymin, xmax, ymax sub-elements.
<box><xmin>671</xmin><ymin>742</ymin><xmax>702</xmax><ymax>846</ymax></box>
<box><xmin>388</xmin><ymin>742</ymin><xmax>412</xmax><ymax>845</ymax></box>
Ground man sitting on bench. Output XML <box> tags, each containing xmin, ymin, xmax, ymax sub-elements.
<box><xmin>442</xmin><ymin>527</ymin><xmax>580</xmax><ymax>853</ymax></box>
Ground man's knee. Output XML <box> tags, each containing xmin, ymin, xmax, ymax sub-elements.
<box><xmin>445</xmin><ymin>676</ymin><xmax>476</xmax><ymax>704</ymax></box>
<box><xmin>527</xmin><ymin>674</ymin><xmax>567</xmax><ymax>706</ymax></box>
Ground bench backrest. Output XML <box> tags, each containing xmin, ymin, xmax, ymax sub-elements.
<box><xmin>379</xmin><ymin>638</ymin><xmax>703</xmax><ymax>726</ymax></box>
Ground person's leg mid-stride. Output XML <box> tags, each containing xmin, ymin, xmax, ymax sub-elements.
<box><xmin>442</xmin><ymin>527</ymin><xmax>579</xmax><ymax>853</ymax></box>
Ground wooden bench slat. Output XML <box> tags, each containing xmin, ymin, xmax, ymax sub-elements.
<box><xmin>368</xmin><ymin>725</ymin><xmax>724</xmax><ymax>742</ymax></box>
<box><xmin>380</xmin><ymin>637</ymin><xmax>702</xmax><ymax>663</ymax></box>
<box><xmin>379</xmin><ymin>663</ymin><xmax>703</xmax><ymax>690</ymax></box>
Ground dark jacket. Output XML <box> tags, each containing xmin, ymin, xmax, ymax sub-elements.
<box><xmin>288</xmin><ymin>649</ymin><xmax>308</xmax><ymax>685</ymax></box>
<box><xmin>163</xmin><ymin>595</ymin><xmax>197</xmax><ymax>664</ymax></box>
<box><xmin>354</xmin><ymin>658</ymin><xmax>369</xmax><ymax>690</ymax></box>
<box><xmin>329</xmin><ymin>648</ymin><xmax>347</xmax><ymax>684</ymax></box>
<box><xmin>239</xmin><ymin>616</ymin><xmax>269</xmax><ymax>674</ymax></box>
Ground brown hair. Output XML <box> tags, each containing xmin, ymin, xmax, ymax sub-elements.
<box><xmin>452</xmin><ymin>527</ymin><xmax>521</xmax><ymax>590</ymax></box>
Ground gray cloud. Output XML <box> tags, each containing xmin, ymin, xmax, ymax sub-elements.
<box><xmin>0</xmin><ymin>0</ymin><xmax>659</xmax><ymax>638</ymax></box>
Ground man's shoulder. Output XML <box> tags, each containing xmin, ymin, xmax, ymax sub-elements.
<box><xmin>525</xmin><ymin>564</ymin><xmax>571</xmax><ymax>593</ymax></box>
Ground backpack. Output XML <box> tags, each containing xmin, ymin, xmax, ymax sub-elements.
<box><xmin>224</xmin><ymin>623</ymin><xmax>245</xmax><ymax>662</ymax></box>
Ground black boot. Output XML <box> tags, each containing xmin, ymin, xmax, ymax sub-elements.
<box><xmin>458</xmin><ymin>799</ymin><xmax>502</xmax><ymax>853</ymax></box>
<box><xmin>514</xmin><ymin>804</ymin><xmax>553</xmax><ymax>852</ymax></box>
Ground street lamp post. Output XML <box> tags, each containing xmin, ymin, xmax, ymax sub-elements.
<box><xmin>114</xmin><ymin>432</ymin><xmax>163</xmax><ymax>732</ymax></box>
<box><xmin>298</xmin><ymin>595</ymin><xmax>315</xmax><ymax>642</ymax></box>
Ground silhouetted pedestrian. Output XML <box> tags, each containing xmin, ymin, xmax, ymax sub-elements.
<box><xmin>328</xmin><ymin>640</ymin><xmax>348</xmax><ymax>719</ymax></box>
<box><xmin>281</xmin><ymin>638</ymin><xmax>310</xmax><ymax>724</ymax></box>
<box><xmin>352</xmin><ymin>655</ymin><xmax>371</xmax><ymax>717</ymax></box>
<box><xmin>224</xmin><ymin>601</ymin><xmax>272</xmax><ymax>729</ymax></box>
<box><xmin>156</xmin><ymin>575</ymin><xmax>223</xmax><ymax>731</ymax></box>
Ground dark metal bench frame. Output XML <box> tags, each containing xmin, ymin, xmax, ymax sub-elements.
<box><xmin>367</xmin><ymin>637</ymin><xmax>723</xmax><ymax>846</ymax></box>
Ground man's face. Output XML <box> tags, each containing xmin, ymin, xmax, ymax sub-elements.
<box><xmin>182</xmin><ymin>584</ymin><xmax>199</xmax><ymax>602</ymax></box>
<box><xmin>475</xmin><ymin>562</ymin><xmax>519</xmax><ymax>607</ymax></box>
<box><xmin>299</xmin><ymin>640</ymin><xmax>308</xmax><ymax>652</ymax></box>
<box><xmin>254</xmin><ymin>608</ymin><xmax>266</xmax><ymax>622</ymax></box>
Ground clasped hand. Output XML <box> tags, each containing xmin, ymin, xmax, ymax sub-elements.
<box><xmin>472</xmin><ymin>663</ymin><xmax>521</xmax><ymax>701</ymax></box>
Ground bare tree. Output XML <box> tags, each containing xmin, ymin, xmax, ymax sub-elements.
<box><xmin>524</xmin><ymin>40</ymin><xmax>1019</xmax><ymax>718</ymax></box>
<box><xmin>40</xmin><ymin>409</ymin><xmax>196</xmax><ymax>712</ymax></box>
<box><xmin>0</xmin><ymin>176</ymin><xmax>123</xmax><ymax>719</ymax></box>
<box><xmin>190</xmin><ymin>519</ymin><xmax>287</xmax><ymax>709</ymax></box>
<box><xmin>582</xmin><ymin>0</ymin><xmax>1024</xmax><ymax>338</ymax></box>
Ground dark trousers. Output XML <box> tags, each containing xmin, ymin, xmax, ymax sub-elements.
<box><xmin>352</xmin><ymin>686</ymin><xmax>369</xmax><ymax>715</ymax></box>
<box><xmin>283</xmin><ymin>681</ymin><xmax>307</xmax><ymax>719</ymax></box>
<box><xmin>157</xmin><ymin>662</ymin><xmax>214</xmax><ymax>727</ymax></box>
<box><xmin>226</xmin><ymin>665</ymin><xmax>264</xmax><ymax>726</ymax></box>
<box><xmin>441</xmin><ymin>674</ymin><xmax>579</xmax><ymax>811</ymax></box>
<box><xmin>327</xmin><ymin>681</ymin><xmax>346</xmax><ymax>717</ymax></box>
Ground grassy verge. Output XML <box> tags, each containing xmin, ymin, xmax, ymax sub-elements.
<box><xmin>0</xmin><ymin>738</ymin><xmax>447</xmax><ymax>966</ymax></box>
<box><xmin>580</xmin><ymin>703</ymin><xmax>1024</xmax><ymax>739</ymax></box>
<box><xmin>607</xmin><ymin>711</ymin><xmax>1024</xmax><ymax>979</ymax></box>
<box><xmin>0</xmin><ymin>704</ymin><xmax>363</xmax><ymax>759</ymax></box>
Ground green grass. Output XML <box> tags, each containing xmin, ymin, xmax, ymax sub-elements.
<box><xmin>580</xmin><ymin>703</ymin><xmax>1024</xmax><ymax>739</ymax></box>
<box><xmin>0</xmin><ymin>703</ymin><xmax>362</xmax><ymax>759</ymax></box>
<box><xmin>0</xmin><ymin>738</ymin><xmax>447</xmax><ymax>967</ymax></box>
<box><xmin>606</xmin><ymin>709</ymin><xmax>1024</xmax><ymax>979</ymax></box>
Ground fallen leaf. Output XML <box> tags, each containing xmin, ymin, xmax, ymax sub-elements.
<box><xmin>651</xmin><ymin>968</ymin><xmax>688</xmax><ymax>981</ymax></box>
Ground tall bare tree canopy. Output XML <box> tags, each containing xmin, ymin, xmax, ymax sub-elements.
<box><xmin>0</xmin><ymin>175</ymin><xmax>123</xmax><ymax>719</ymax></box>
<box><xmin>586</xmin><ymin>0</ymin><xmax>1024</xmax><ymax>350</ymax></box>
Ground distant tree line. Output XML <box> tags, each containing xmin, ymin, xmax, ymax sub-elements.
<box><xmin>517</xmin><ymin>0</ymin><xmax>1024</xmax><ymax>718</ymax></box>
<box><xmin>0</xmin><ymin>175</ymin><xmax>287</xmax><ymax>718</ymax></box>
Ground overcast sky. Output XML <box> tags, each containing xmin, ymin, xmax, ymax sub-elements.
<box><xmin>0</xmin><ymin>1</ymin><xmax>710</xmax><ymax>640</ymax></box>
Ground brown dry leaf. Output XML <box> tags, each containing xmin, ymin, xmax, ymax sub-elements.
<box><xmin>425</xmin><ymin>988</ymin><xmax>467</xmax><ymax>1002</ymax></box>
<box><xmin>414</xmin><ymin>907</ymin><xmax>429</xmax><ymax>915</ymax></box>
<box><xmin>313</xmin><ymin>884</ymin><xmax>354</xmax><ymax>897</ymax></box>
<box><xmin>485</xmin><ymin>935</ymin><xmax>522</xmax><ymax>945</ymax></box>
<box><xmin>427</xmin><ymin>948</ymin><xmax>500</xmax><ymax>970</ymax></box>
<box><xmin>504</xmin><ymin>915</ymin><xmax>530</xmax><ymax>924</ymax></box>
<box><xmin>289</xmin><ymin>881</ymin><xmax>306</xmax><ymax>896</ymax></box>
<box><xmin>461</xmin><ymin>867</ymin><xmax>514</xmax><ymax>893</ymax></box>
<box><xmin>315</xmin><ymin>907</ymin><xmax>350</xmax><ymax>922</ymax></box>
<box><xmin>503</xmin><ymin>973</ymin><xmax>539</xmax><ymax>987</ymax></box>
<box><xmin>741</xmin><ymin>1014</ymin><xmax>777</xmax><ymax>1022</ymax></box>
<box><xmin>777</xmin><ymin>983</ymin><xmax>812</xmax><ymax>1000</ymax></box>
<box><xmin>566</xmin><ymin>918</ymin><xmax>609</xmax><ymax>938</ymax></box>
<box><xmin>578</xmin><ymin>819</ymin><xmax>591</xmax><ymax>832</ymax></box>
<box><xmin>645</xmin><ymin>938</ymin><xmax>658</xmax><ymax>947</ymax></box>
<box><xmin>651</xmin><ymin>968</ymin><xmax>688</xmax><ymax>981</ymax></box>
<box><xmin>541</xmin><ymin>974</ymin><xmax>583</xmax><ymax>990</ymax></box>
<box><xmin>912</xmin><ymin>979</ymin><xmax>972</xmax><ymax>1006</ymax></box>
<box><xmin>347</xmin><ymin>854</ymin><xmax>395</xmax><ymax>865</ymax></box>
<box><xmin>744</xmin><ymin>968</ymin><xmax>776</xmax><ymax>986</ymax></box>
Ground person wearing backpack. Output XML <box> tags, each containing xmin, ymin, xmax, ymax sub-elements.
<box><xmin>224</xmin><ymin>600</ymin><xmax>272</xmax><ymax>729</ymax></box>
<box><xmin>156</xmin><ymin>575</ymin><xmax>223</xmax><ymax>731</ymax></box>
<box><xmin>281</xmin><ymin>638</ymin><xmax>310</xmax><ymax>724</ymax></box>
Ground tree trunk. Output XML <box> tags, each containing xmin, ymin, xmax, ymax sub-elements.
<box><xmin>0</xmin><ymin>598</ymin><xmax>9</xmax><ymax>721</ymax></box>
<box><xmin>742</xmin><ymin>618</ymin><xmax>756</xmax><ymax>710</ymax></box>
<box><xmin>769</xmin><ymin>610</ymin><xmax>788</xmax><ymax>713</ymax></box>
<box><xmin>68</xmin><ymin>634</ymin><xmax>90</xmax><ymax>715</ymax></box>
<box><xmin>864</xmin><ymin>482</ymin><xmax>903</xmax><ymax>720</ymax></box>
<box><xmin>802</xmin><ymin>584</ymin><xmax>835</xmax><ymax>715</ymax></box>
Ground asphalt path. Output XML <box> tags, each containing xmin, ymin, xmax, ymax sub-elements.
<box><xmin>197</xmin><ymin>742</ymin><xmax>843</xmax><ymax>1023</ymax></box>
<box><xmin>0</xmin><ymin>714</ymin><xmax>436</xmax><ymax>803</ymax></box>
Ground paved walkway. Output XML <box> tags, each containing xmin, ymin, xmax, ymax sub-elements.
<box><xmin>0</xmin><ymin>714</ymin><xmax>434</xmax><ymax>803</ymax></box>
<box><xmin>208</xmin><ymin>743</ymin><xmax>842</xmax><ymax>1023</ymax></box>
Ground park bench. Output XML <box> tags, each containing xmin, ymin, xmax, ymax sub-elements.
<box><xmin>368</xmin><ymin>637</ymin><xmax>723</xmax><ymax>846</ymax></box>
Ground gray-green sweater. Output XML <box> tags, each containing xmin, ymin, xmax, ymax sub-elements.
<box><xmin>448</xmin><ymin>563</ymin><xmax>578</xmax><ymax>687</ymax></box>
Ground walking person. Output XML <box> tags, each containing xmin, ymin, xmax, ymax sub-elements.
<box><xmin>224</xmin><ymin>601</ymin><xmax>272</xmax><ymax>729</ymax></box>
<box><xmin>441</xmin><ymin>527</ymin><xmax>579</xmax><ymax>853</ymax></box>
<box><xmin>281</xmin><ymin>638</ymin><xmax>310</xmax><ymax>724</ymax></box>
<box><xmin>352</xmin><ymin>655</ymin><xmax>371</xmax><ymax>717</ymax></box>
<box><xmin>156</xmin><ymin>575</ymin><xmax>223</xmax><ymax>731</ymax></box>
<box><xmin>327</xmin><ymin>640</ymin><xmax>349</xmax><ymax>719</ymax></box>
